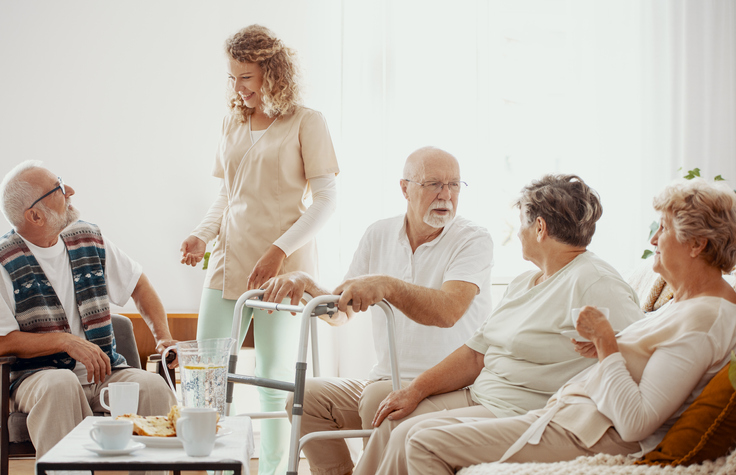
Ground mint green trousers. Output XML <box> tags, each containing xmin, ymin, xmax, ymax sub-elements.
<box><xmin>197</xmin><ymin>288</ymin><xmax>300</xmax><ymax>475</ymax></box>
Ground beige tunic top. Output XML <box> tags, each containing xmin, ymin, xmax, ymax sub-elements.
<box><xmin>204</xmin><ymin>106</ymin><xmax>339</xmax><ymax>300</ymax></box>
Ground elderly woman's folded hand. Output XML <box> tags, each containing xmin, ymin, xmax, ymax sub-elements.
<box><xmin>572</xmin><ymin>340</ymin><xmax>598</xmax><ymax>359</ymax></box>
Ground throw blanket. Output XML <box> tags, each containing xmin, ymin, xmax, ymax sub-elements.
<box><xmin>458</xmin><ymin>450</ymin><xmax>736</xmax><ymax>475</ymax></box>
<box><xmin>641</xmin><ymin>276</ymin><xmax>674</xmax><ymax>312</ymax></box>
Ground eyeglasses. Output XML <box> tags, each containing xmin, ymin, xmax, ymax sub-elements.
<box><xmin>27</xmin><ymin>177</ymin><xmax>66</xmax><ymax>210</ymax></box>
<box><xmin>403</xmin><ymin>179</ymin><xmax>468</xmax><ymax>194</ymax></box>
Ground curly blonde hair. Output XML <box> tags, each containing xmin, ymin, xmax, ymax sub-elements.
<box><xmin>225</xmin><ymin>25</ymin><xmax>301</xmax><ymax>121</ymax></box>
<box><xmin>515</xmin><ymin>174</ymin><xmax>603</xmax><ymax>248</ymax></box>
<box><xmin>653</xmin><ymin>178</ymin><xmax>736</xmax><ymax>273</ymax></box>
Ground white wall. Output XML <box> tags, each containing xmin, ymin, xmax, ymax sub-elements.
<box><xmin>3</xmin><ymin>1</ymin><xmax>735</xmax><ymax>382</ymax></box>
<box><xmin>0</xmin><ymin>0</ymin><xmax>343</xmax><ymax>313</ymax></box>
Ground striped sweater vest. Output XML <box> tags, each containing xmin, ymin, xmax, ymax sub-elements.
<box><xmin>0</xmin><ymin>221</ymin><xmax>126</xmax><ymax>391</ymax></box>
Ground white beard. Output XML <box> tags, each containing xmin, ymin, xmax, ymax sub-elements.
<box><xmin>423</xmin><ymin>200</ymin><xmax>454</xmax><ymax>228</ymax></box>
<box><xmin>46</xmin><ymin>203</ymin><xmax>80</xmax><ymax>232</ymax></box>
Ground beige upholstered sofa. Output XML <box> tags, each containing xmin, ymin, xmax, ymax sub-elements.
<box><xmin>458</xmin><ymin>264</ymin><xmax>736</xmax><ymax>475</ymax></box>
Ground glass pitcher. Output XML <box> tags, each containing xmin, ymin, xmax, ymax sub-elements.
<box><xmin>162</xmin><ymin>338</ymin><xmax>234</xmax><ymax>416</ymax></box>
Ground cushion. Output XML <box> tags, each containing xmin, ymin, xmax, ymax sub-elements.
<box><xmin>8</xmin><ymin>412</ymin><xmax>31</xmax><ymax>443</ymax></box>
<box><xmin>637</xmin><ymin>361</ymin><xmax>736</xmax><ymax>466</ymax></box>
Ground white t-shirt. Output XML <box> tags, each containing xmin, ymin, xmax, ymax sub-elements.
<box><xmin>465</xmin><ymin>251</ymin><xmax>643</xmax><ymax>418</ymax></box>
<box><xmin>0</xmin><ymin>231</ymin><xmax>143</xmax><ymax>384</ymax></box>
<box><xmin>344</xmin><ymin>215</ymin><xmax>494</xmax><ymax>380</ymax></box>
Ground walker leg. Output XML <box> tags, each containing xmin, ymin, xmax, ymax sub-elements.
<box><xmin>287</xmin><ymin>361</ymin><xmax>307</xmax><ymax>473</ymax></box>
<box><xmin>226</xmin><ymin>353</ymin><xmax>238</xmax><ymax>414</ymax></box>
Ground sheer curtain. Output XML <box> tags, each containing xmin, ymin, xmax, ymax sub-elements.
<box><xmin>329</xmin><ymin>0</ymin><xmax>736</xmax><ymax>378</ymax></box>
<box><xmin>642</xmin><ymin>0</ymin><xmax>736</xmax><ymax>187</ymax></box>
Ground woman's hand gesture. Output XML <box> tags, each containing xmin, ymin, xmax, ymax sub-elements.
<box><xmin>180</xmin><ymin>236</ymin><xmax>206</xmax><ymax>267</ymax></box>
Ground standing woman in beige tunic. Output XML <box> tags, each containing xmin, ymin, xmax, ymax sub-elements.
<box><xmin>179</xmin><ymin>25</ymin><xmax>339</xmax><ymax>475</ymax></box>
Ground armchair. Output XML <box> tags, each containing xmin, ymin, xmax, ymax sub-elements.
<box><xmin>0</xmin><ymin>314</ymin><xmax>163</xmax><ymax>475</ymax></box>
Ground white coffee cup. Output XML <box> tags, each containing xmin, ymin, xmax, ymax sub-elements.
<box><xmin>100</xmin><ymin>382</ymin><xmax>139</xmax><ymax>419</ymax></box>
<box><xmin>176</xmin><ymin>407</ymin><xmax>218</xmax><ymax>457</ymax></box>
<box><xmin>571</xmin><ymin>307</ymin><xmax>610</xmax><ymax>328</ymax></box>
<box><xmin>90</xmin><ymin>419</ymin><xmax>133</xmax><ymax>450</ymax></box>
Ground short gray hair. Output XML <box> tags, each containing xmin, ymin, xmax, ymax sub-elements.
<box><xmin>1</xmin><ymin>160</ymin><xmax>44</xmax><ymax>228</ymax></box>
<box><xmin>515</xmin><ymin>174</ymin><xmax>602</xmax><ymax>248</ymax></box>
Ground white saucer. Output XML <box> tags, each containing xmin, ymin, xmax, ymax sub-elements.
<box><xmin>133</xmin><ymin>427</ymin><xmax>233</xmax><ymax>448</ymax></box>
<box><xmin>561</xmin><ymin>330</ymin><xmax>621</xmax><ymax>342</ymax></box>
<box><xmin>83</xmin><ymin>441</ymin><xmax>145</xmax><ymax>456</ymax></box>
<box><xmin>561</xmin><ymin>330</ymin><xmax>588</xmax><ymax>341</ymax></box>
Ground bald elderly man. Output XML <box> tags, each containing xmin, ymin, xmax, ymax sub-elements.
<box><xmin>260</xmin><ymin>146</ymin><xmax>494</xmax><ymax>475</ymax></box>
<box><xmin>0</xmin><ymin>161</ymin><xmax>177</xmax><ymax>459</ymax></box>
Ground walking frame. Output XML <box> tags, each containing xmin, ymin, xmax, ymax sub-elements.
<box><xmin>226</xmin><ymin>289</ymin><xmax>401</xmax><ymax>475</ymax></box>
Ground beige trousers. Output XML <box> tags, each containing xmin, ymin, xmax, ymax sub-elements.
<box><xmin>285</xmin><ymin>378</ymin><xmax>409</xmax><ymax>475</ymax></box>
<box><xmin>11</xmin><ymin>367</ymin><xmax>176</xmax><ymax>459</ymax></box>
<box><xmin>372</xmin><ymin>410</ymin><xmax>640</xmax><ymax>475</ymax></box>
<box><xmin>354</xmin><ymin>388</ymin><xmax>486</xmax><ymax>475</ymax></box>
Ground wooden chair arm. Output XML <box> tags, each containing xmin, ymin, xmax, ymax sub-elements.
<box><xmin>0</xmin><ymin>356</ymin><xmax>16</xmax><ymax>366</ymax></box>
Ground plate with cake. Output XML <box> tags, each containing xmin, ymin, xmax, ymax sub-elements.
<box><xmin>118</xmin><ymin>406</ymin><xmax>230</xmax><ymax>448</ymax></box>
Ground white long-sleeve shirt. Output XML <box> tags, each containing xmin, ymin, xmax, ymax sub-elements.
<box><xmin>191</xmin><ymin>173</ymin><xmax>337</xmax><ymax>257</ymax></box>
<box><xmin>584</xmin><ymin>296</ymin><xmax>736</xmax><ymax>452</ymax></box>
<box><xmin>540</xmin><ymin>296</ymin><xmax>736</xmax><ymax>454</ymax></box>
<box><xmin>502</xmin><ymin>295</ymin><xmax>736</xmax><ymax>462</ymax></box>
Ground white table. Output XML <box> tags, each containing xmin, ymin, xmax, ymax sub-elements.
<box><xmin>36</xmin><ymin>415</ymin><xmax>254</xmax><ymax>475</ymax></box>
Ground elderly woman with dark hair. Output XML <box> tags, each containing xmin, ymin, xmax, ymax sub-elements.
<box><xmin>353</xmin><ymin>174</ymin><xmax>643</xmax><ymax>475</ymax></box>
<box><xmin>367</xmin><ymin>178</ymin><xmax>736</xmax><ymax>475</ymax></box>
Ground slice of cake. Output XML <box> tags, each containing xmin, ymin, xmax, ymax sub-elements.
<box><xmin>116</xmin><ymin>406</ymin><xmax>219</xmax><ymax>437</ymax></box>
<box><xmin>117</xmin><ymin>414</ymin><xmax>176</xmax><ymax>437</ymax></box>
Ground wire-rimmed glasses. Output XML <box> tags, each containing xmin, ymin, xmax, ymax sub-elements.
<box><xmin>27</xmin><ymin>177</ymin><xmax>66</xmax><ymax>210</ymax></box>
<box><xmin>403</xmin><ymin>179</ymin><xmax>468</xmax><ymax>194</ymax></box>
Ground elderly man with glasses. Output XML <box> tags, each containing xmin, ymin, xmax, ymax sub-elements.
<box><xmin>259</xmin><ymin>146</ymin><xmax>494</xmax><ymax>475</ymax></box>
<box><xmin>0</xmin><ymin>160</ymin><xmax>178</xmax><ymax>460</ymax></box>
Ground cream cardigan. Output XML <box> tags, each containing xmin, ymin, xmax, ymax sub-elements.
<box><xmin>538</xmin><ymin>297</ymin><xmax>736</xmax><ymax>454</ymax></box>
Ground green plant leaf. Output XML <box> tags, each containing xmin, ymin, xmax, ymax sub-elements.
<box><xmin>202</xmin><ymin>251</ymin><xmax>211</xmax><ymax>270</ymax></box>
<box><xmin>683</xmin><ymin>168</ymin><xmax>701</xmax><ymax>180</ymax></box>
<box><xmin>729</xmin><ymin>351</ymin><xmax>736</xmax><ymax>391</ymax></box>
<box><xmin>648</xmin><ymin>220</ymin><xmax>659</xmax><ymax>240</ymax></box>
<box><xmin>714</xmin><ymin>175</ymin><xmax>725</xmax><ymax>181</ymax></box>
<box><xmin>642</xmin><ymin>221</ymin><xmax>660</xmax><ymax>258</ymax></box>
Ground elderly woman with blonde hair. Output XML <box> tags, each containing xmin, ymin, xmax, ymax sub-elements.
<box><xmin>368</xmin><ymin>178</ymin><xmax>736</xmax><ymax>475</ymax></box>
<box><xmin>178</xmin><ymin>25</ymin><xmax>339</xmax><ymax>474</ymax></box>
